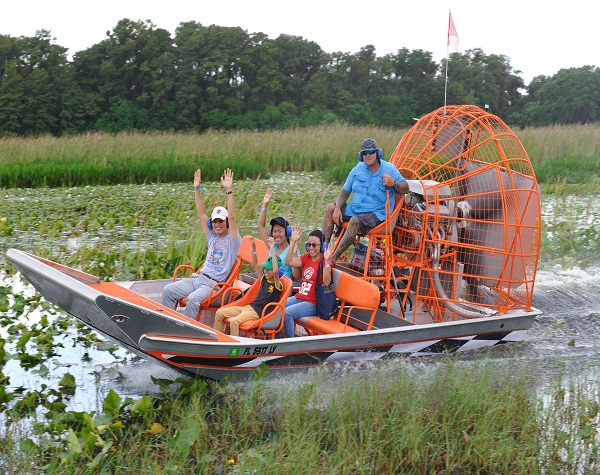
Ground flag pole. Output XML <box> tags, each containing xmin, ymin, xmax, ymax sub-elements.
<box><xmin>445</xmin><ymin>10</ymin><xmax>459</xmax><ymax>118</ymax></box>
<box><xmin>444</xmin><ymin>22</ymin><xmax>450</xmax><ymax>118</ymax></box>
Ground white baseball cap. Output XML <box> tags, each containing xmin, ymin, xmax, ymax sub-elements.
<box><xmin>211</xmin><ymin>206</ymin><xmax>228</xmax><ymax>220</ymax></box>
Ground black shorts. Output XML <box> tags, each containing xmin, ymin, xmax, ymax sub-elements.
<box><xmin>338</xmin><ymin>205</ymin><xmax>381</xmax><ymax>235</ymax></box>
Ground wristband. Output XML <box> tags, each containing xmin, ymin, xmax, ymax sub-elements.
<box><xmin>261</xmin><ymin>206</ymin><xmax>267</xmax><ymax>212</ymax></box>
<box><xmin>325</xmin><ymin>264</ymin><xmax>331</xmax><ymax>268</ymax></box>
<box><xmin>194</xmin><ymin>187</ymin><xmax>201</xmax><ymax>192</ymax></box>
<box><xmin>226</xmin><ymin>190</ymin><xmax>233</xmax><ymax>195</ymax></box>
<box><xmin>252</xmin><ymin>252</ymin><xmax>257</xmax><ymax>255</ymax></box>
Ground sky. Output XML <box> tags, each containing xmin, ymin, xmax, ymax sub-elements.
<box><xmin>2</xmin><ymin>1</ymin><xmax>597</xmax><ymax>85</ymax></box>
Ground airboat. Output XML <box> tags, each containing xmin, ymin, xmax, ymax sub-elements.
<box><xmin>7</xmin><ymin>105</ymin><xmax>542</xmax><ymax>381</ymax></box>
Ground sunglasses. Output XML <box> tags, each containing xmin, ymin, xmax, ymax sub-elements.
<box><xmin>360</xmin><ymin>149</ymin><xmax>377</xmax><ymax>156</ymax></box>
<box><xmin>212</xmin><ymin>218</ymin><xmax>225</xmax><ymax>224</ymax></box>
<box><xmin>305</xmin><ymin>242</ymin><xmax>320</xmax><ymax>248</ymax></box>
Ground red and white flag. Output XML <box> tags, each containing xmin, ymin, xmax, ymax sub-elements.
<box><xmin>447</xmin><ymin>12</ymin><xmax>459</xmax><ymax>52</ymax></box>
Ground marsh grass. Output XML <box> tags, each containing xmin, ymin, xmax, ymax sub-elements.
<box><xmin>3</xmin><ymin>123</ymin><xmax>600</xmax><ymax>188</ymax></box>
<box><xmin>0</xmin><ymin>125</ymin><xmax>404</xmax><ymax>188</ymax></box>
<box><xmin>3</xmin><ymin>123</ymin><xmax>600</xmax><ymax>273</ymax></box>
<box><xmin>540</xmin><ymin>182</ymin><xmax>600</xmax><ymax>268</ymax></box>
<box><xmin>0</xmin><ymin>174</ymin><xmax>339</xmax><ymax>279</ymax></box>
<box><xmin>519</xmin><ymin>124</ymin><xmax>600</xmax><ymax>164</ymax></box>
<box><xmin>538</xmin><ymin>374</ymin><xmax>600</xmax><ymax>474</ymax></box>
<box><xmin>3</xmin><ymin>360</ymin><xmax>596</xmax><ymax>474</ymax></box>
<box><xmin>1</xmin><ymin>181</ymin><xmax>599</xmax><ymax>472</ymax></box>
<box><xmin>1</xmin><ymin>172</ymin><xmax>597</xmax><ymax>276</ymax></box>
<box><xmin>534</xmin><ymin>156</ymin><xmax>600</xmax><ymax>185</ymax></box>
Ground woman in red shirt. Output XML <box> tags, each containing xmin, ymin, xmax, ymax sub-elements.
<box><xmin>283</xmin><ymin>224</ymin><xmax>332</xmax><ymax>338</ymax></box>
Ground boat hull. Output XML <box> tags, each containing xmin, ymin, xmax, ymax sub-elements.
<box><xmin>139</xmin><ymin>322</ymin><xmax>533</xmax><ymax>380</ymax></box>
<box><xmin>7</xmin><ymin>248</ymin><xmax>539</xmax><ymax>381</ymax></box>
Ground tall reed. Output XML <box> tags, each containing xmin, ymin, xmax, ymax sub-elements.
<box><xmin>519</xmin><ymin>123</ymin><xmax>600</xmax><ymax>163</ymax></box>
<box><xmin>2</xmin><ymin>123</ymin><xmax>600</xmax><ymax>188</ymax></box>
<box><xmin>0</xmin><ymin>126</ymin><xmax>405</xmax><ymax>188</ymax></box>
<box><xmin>9</xmin><ymin>359</ymin><xmax>596</xmax><ymax>474</ymax></box>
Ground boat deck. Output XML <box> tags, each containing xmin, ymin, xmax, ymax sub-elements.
<box><xmin>120</xmin><ymin>273</ymin><xmax>437</xmax><ymax>335</ymax></box>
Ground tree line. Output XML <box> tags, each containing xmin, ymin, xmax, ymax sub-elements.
<box><xmin>1</xmin><ymin>18</ymin><xmax>599</xmax><ymax>137</ymax></box>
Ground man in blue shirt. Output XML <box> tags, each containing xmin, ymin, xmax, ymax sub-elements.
<box><xmin>322</xmin><ymin>138</ymin><xmax>409</xmax><ymax>263</ymax></box>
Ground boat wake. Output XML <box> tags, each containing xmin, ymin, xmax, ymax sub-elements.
<box><xmin>533</xmin><ymin>266</ymin><xmax>600</xmax><ymax>314</ymax></box>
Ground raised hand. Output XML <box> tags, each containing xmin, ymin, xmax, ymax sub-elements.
<box><xmin>221</xmin><ymin>168</ymin><xmax>233</xmax><ymax>191</ymax></box>
<box><xmin>263</xmin><ymin>188</ymin><xmax>273</xmax><ymax>204</ymax></box>
<box><xmin>267</xmin><ymin>236</ymin><xmax>275</xmax><ymax>250</ymax></box>
<box><xmin>291</xmin><ymin>223</ymin><xmax>302</xmax><ymax>242</ymax></box>
<box><xmin>194</xmin><ymin>169</ymin><xmax>201</xmax><ymax>188</ymax></box>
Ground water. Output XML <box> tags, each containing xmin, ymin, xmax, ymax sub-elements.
<box><xmin>0</xmin><ymin>275</ymin><xmax>172</xmax><ymax>410</ymax></box>
<box><xmin>529</xmin><ymin>266</ymin><xmax>600</xmax><ymax>380</ymax></box>
<box><xmin>2</xmin><ymin>179</ymin><xmax>600</xmax><ymax>412</ymax></box>
<box><xmin>2</xmin><ymin>261</ymin><xmax>599</xmax><ymax>414</ymax></box>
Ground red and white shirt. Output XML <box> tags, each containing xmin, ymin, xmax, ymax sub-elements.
<box><xmin>295</xmin><ymin>254</ymin><xmax>323</xmax><ymax>306</ymax></box>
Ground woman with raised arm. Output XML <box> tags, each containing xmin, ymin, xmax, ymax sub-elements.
<box><xmin>282</xmin><ymin>224</ymin><xmax>332</xmax><ymax>338</ymax></box>
<box><xmin>257</xmin><ymin>187</ymin><xmax>300</xmax><ymax>283</ymax></box>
